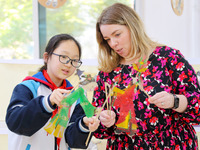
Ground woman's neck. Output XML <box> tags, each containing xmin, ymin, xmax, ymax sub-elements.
<box><xmin>120</xmin><ymin>48</ymin><xmax>155</xmax><ymax>65</ymax></box>
<box><xmin>120</xmin><ymin>59</ymin><xmax>137</xmax><ymax>65</ymax></box>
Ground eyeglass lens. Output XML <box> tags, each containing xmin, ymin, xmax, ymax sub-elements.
<box><xmin>59</xmin><ymin>55</ymin><xmax>81</xmax><ymax>68</ymax></box>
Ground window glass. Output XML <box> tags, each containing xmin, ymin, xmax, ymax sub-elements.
<box><xmin>0</xmin><ymin>0</ymin><xmax>33</xmax><ymax>59</ymax></box>
<box><xmin>39</xmin><ymin>0</ymin><xmax>133</xmax><ymax>59</ymax></box>
<box><xmin>0</xmin><ymin>0</ymin><xmax>132</xmax><ymax>60</ymax></box>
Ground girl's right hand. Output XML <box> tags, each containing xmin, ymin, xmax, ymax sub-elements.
<box><xmin>49</xmin><ymin>88</ymin><xmax>71</xmax><ymax>106</ymax></box>
<box><xmin>99</xmin><ymin>110</ymin><xmax>116</xmax><ymax>128</ymax></box>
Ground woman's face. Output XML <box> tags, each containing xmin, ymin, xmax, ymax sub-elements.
<box><xmin>100</xmin><ymin>24</ymin><xmax>132</xmax><ymax>59</ymax></box>
<box><xmin>44</xmin><ymin>40</ymin><xmax>79</xmax><ymax>87</ymax></box>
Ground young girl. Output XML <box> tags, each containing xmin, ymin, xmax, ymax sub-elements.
<box><xmin>6</xmin><ymin>34</ymin><xmax>99</xmax><ymax>150</ymax></box>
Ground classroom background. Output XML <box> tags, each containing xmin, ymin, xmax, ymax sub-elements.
<box><xmin>1</xmin><ymin>0</ymin><xmax>200</xmax><ymax>149</ymax></box>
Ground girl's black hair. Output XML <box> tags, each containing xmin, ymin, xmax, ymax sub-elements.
<box><xmin>39</xmin><ymin>34</ymin><xmax>82</xmax><ymax>72</ymax></box>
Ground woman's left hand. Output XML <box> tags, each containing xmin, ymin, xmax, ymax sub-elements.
<box><xmin>148</xmin><ymin>91</ymin><xmax>174</xmax><ymax>109</ymax></box>
<box><xmin>99</xmin><ymin>110</ymin><xmax>116</xmax><ymax>128</ymax></box>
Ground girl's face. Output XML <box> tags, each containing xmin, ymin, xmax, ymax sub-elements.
<box><xmin>100</xmin><ymin>24</ymin><xmax>132</xmax><ymax>60</ymax></box>
<box><xmin>44</xmin><ymin>40</ymin><xmax>79</xmax><ymax>87</ymax></box>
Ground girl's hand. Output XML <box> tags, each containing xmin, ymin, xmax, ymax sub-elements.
<box><xmin>49</xmin><ymin>88</ymin><xmax>71</xmax><ymax>106</ymax></box>
<box><xmin>83</xmin><ymin>116</ymin><xmax>100</xmax><ymax>132</ymax></box>
<box><xmin>99</xmin><ymin>110</ymin><xmax>116</xmax><ymax>128</ymax></box>
<box><xmin>148</xmin><ymin>91</ymin><xmax>174</xmax><ymax>109</ymax></box>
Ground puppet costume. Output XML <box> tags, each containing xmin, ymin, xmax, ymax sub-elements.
<box><xmin>6</xmin><ymin>71</ymin><xmax>90</xmax><ymax>150</ymax></box>
<box><xmin>93</xmin><ymin>46</ymin><xmax>200</xmax><ymax>150</ymax></box>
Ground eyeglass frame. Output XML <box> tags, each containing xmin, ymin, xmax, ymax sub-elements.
<box><xmin>52</xmin><ymin>53</ymin><xmax>82</xmax><ymax>68</ymax></box>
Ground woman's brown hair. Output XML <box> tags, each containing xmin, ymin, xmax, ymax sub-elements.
<box><xmin>96</xmin><ymin>3</ymin><xmax>160</xmax><ymax>72</ymax></box>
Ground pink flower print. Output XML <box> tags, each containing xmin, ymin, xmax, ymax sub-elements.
<box><xmin>154</xmin><ymin>52</ymin><xmax>161</xmax><ymax>57</ymax></box>
<box><xmin>140</xmin><ymin>121</ymin><xmax>147</xmax><ymax>130</ymax></box>
<box><xmin>156</xmin><ymin>70</ymin><xmax>162</xmax><ymax>78</ymax></box>
<box><xmin>149</xmin><ymin>117</ymin><xmax>158</xmax><ymax>125</ymax></box>
<box><xmin>153</xmin><ymin>66</ymin><xmax>158</xmax><ymax>72</ymax></box>
<box><xmin>118</xmin><ymin>141</ymin><xmax>123</xmax><ymax>150</ymax></box>
<box><xmin>152</xmin><ymin>71</ymin><xmax>163</xmax><ymax>83</ymax></box>
<box><xmin>169</xmin><ymin>52</ymin><xmax>175</xmax><ymax>59</ymax></box>
<box><xmin>168</xmin><ymin>69</ymin><xmax>174</xmax><ymax>76</ymax></box>
<box><xmin>143</xmin><ymin>69</ymin><xmax>151</xmax><ymax>76</ymax></box>
<box><xmin>107</xmin><ymin>78</ymin><xmax>112</xmax><ymax>85</ymax></box>
<box><xmin>195</xmin><ymin>105</ymin><xmax>199</xmax><ymax>114</ymax></box>
<box><xmin>189</xmin><ymin>112</ymin><xmax>196</xmax><ymax>120</ymax></box>
<box><xmin>114</xmin><ymin>75</ymin><xmax>121</xmax><ymax>83</ymax></box>
<box><xmin>157</xmin><ymin>46</ymin><xmax>162</xmax><ymax>51</ymax></box>
<box><xmin>171</xmin><ymin>58</ymin><xmax>178</xmax><ymax>65</ymax></box>
<box><xmin>188</xmin><ymin>75</ymin><xmax>197</xmax><ymax>84</ymax></box>
<box><xmin>138</xmin><ymin>101</ymin><xmax>144</xmax><ymax>110</ymax></box>
<box><xmin>104</xmin><ymin>72</ymin><xmax>109</xmax><ymax>77</ymax></box>
<box><xmin>94</xmin><ymin>86</ymin><xmax>98</xmax><ymax>91</ymax></box>
<box><xmin>184</xmin><ymin>133</ymin><xmax>189</xmax><ymax>140</ymax></box>
<box><xmin>165</xmin><ymin>46</ymin><xmax>171</xmax><ymax>50</ymax></box>
<box><xmin>124</xmin><ymin>136</ymin><xmax>128</xmax><ymax>142</ymax></box>
<box><xmin>123</xmin><ymin>73</ymin><xmax>129</xmax><ymax>79</ymax></box>
<box><xmin>111</xmin><ymin>136</ymin><xmax>115</xmax><ymax>141</ymax></box>
<box><xmin>164</xmin><ymin>67</ymin><xmax>170</xmax><ymax>76</ymax></box>
<box><xmin>170</xmin><ymin>139</ymin><xmax>176</xmax><ymax>147</ymax></box>
<box><xmin>166</xmin><ymin>117</ymin><xmax>172</xmax><ymax>126</ymax></box>
<box><xmin>100</xmin><ymin>86</ymin><xmax>104</xmax><ymax>91</ymax></box>
<box><xmin>172</xmin><ymin>80</ymin><xmax>178</xmax><ymax>87</ymax></box>
<box><xmin>145</xmin><ymin>86</ymin><xmax>154</xmax><ymax>92</ymax></box>
<box><xmin>142</xmin><ymin>80</ymin><xmax>148</xmax><ymax>87</ymax></box>
<box><xmin>178</xmin><ymin>72</ymin><xmax>188</xmax><ymax>82</ymax></box>
<box><xmin>125</xmin><ymin>143</ymin><xmax>129</xmax><ymax>149</ymax></box>
<box><xmin>114</xmin><ymin>67</ymin><xmax>122</xmax><ymax>73</ymax></box>
<box><xmin>94</xmin><ymin>91</ymin><xmax>100</xmax><ymax>97</ymax></box>
<box><xmin>188</xmin><ymin>138</ymin><xmax>193</xmax><ymax>146</ymax></box>
<box><xmin>182</xmin><ymin>142</ymin><xmax>187</xmax><ymax>150</ymax></box>
<box><xmin>124</xmin><ymin>78</ymin><xmax>132</xmax><ymax>86</ymax></box>
<box><xmin>175</xmin><ymin>145</ymin><xmax>180</xmax><ymax>150</ymax></box>
<box><xmin>99</xmin><ymin>99</ymin><xmax>105</xmax><ymax>106</ymax></box>
<box><xmin>144</xmin><ymin>111</ymin><xmax>152</xmax><ymax>119</ymax></box>
<box><xmin>188</xmin><ymin>69</ymin><xmax>193</xmax><ymax>76</ymax></box>
<box><xmin>176</xmin><ymin>62</ymin><xmax>184</xmax><ymax>71</ymax></box>
<box><xmin>160</xmin><ymin>83</ymin><xmax>172</xmax><ymax>93</ymax></box>
<box><xmin>144</xmin><ymin>97</ymin><xmax>150</xmax><ymax>105</ymax></box>
<box><xmin>154</xmin><ymin>128</ymin><xmax>159</xmax><ymax>134</ymax></box>
<box><xmin>160</xmin><ymin>57</ymin><xmax>168</xmax><ymax>67</ymax></box>
<box><xmin>96</xmin><ymin>75</ymin><xmax>100</xmax><ymax>82</ymax></box>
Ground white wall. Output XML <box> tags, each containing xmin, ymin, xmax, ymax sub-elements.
<box><xmin>135</xmin><ymin>0</ymin><xmax>200</xmax><ymax>64</ymax></box>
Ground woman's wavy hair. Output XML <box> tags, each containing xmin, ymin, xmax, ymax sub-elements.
<box><xmin>96</xmin><ymin>3</ymin><xmax>160</xmax><ymax>72</ymax></box>
<box><xmin>39</xmin><ymin>34</ymin><xmax>82</xmax><ymax>72</ymax></box>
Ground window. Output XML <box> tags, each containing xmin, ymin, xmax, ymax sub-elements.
<box><xmin>0</xmin><ymin>0</ymin><xmax>133</xmax><ymax>61</ymax></box>
<box><xmin>38</xmin><ymin>0</ymin><xmax>133</xmax><ymax>60</ymax></box>
<box><xmin>0</xmin><ymin>0</ymin><xmax>33</xmax><ymax>59</ymax></box>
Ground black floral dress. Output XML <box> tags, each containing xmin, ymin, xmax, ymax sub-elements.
<box><xmin>92</xmin><ymin>46</ymin><xmax>200</xmax><ymax>150</ymax></box>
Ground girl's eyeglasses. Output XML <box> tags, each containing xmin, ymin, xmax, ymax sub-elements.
<box><xmin>52</xmin><ymin>53</ymin><xmax>82</xmax><ymax>68</ymax></box>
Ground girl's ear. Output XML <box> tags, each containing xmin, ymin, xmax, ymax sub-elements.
<box><xmin>43</xmin><ymin>52</ymin><xmax>48</xmax><ymax>63</ymax></box>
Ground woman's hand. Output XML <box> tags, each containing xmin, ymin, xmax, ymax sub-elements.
<box><xmin>49</xmin><ymin>88</ymin><xmax>71</xmax><ymax>106</ymax></box>
<box><xmin>83</xmin><ymin>116</ymin><xmax>100</xmax><ymax>132</ymax></box>
<box><xmin>149</xmin><ymin>91</ymin><xmax>188</xmax><ymax>112</ymax></box>
<box><xmin>99</xmin><ymin>110</ymin><xmax>116</xmax><ymax>128</ymax></box>
<box><xmin>148</xmin><ymin>91</ymin><xmax>174</xmax><ymax>109</ymax></box>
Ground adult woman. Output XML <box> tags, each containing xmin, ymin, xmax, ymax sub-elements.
<box><xmin>92</xmin><ymin>3</ymin><xmax>200</xmax><ymax>149</ymax></box>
